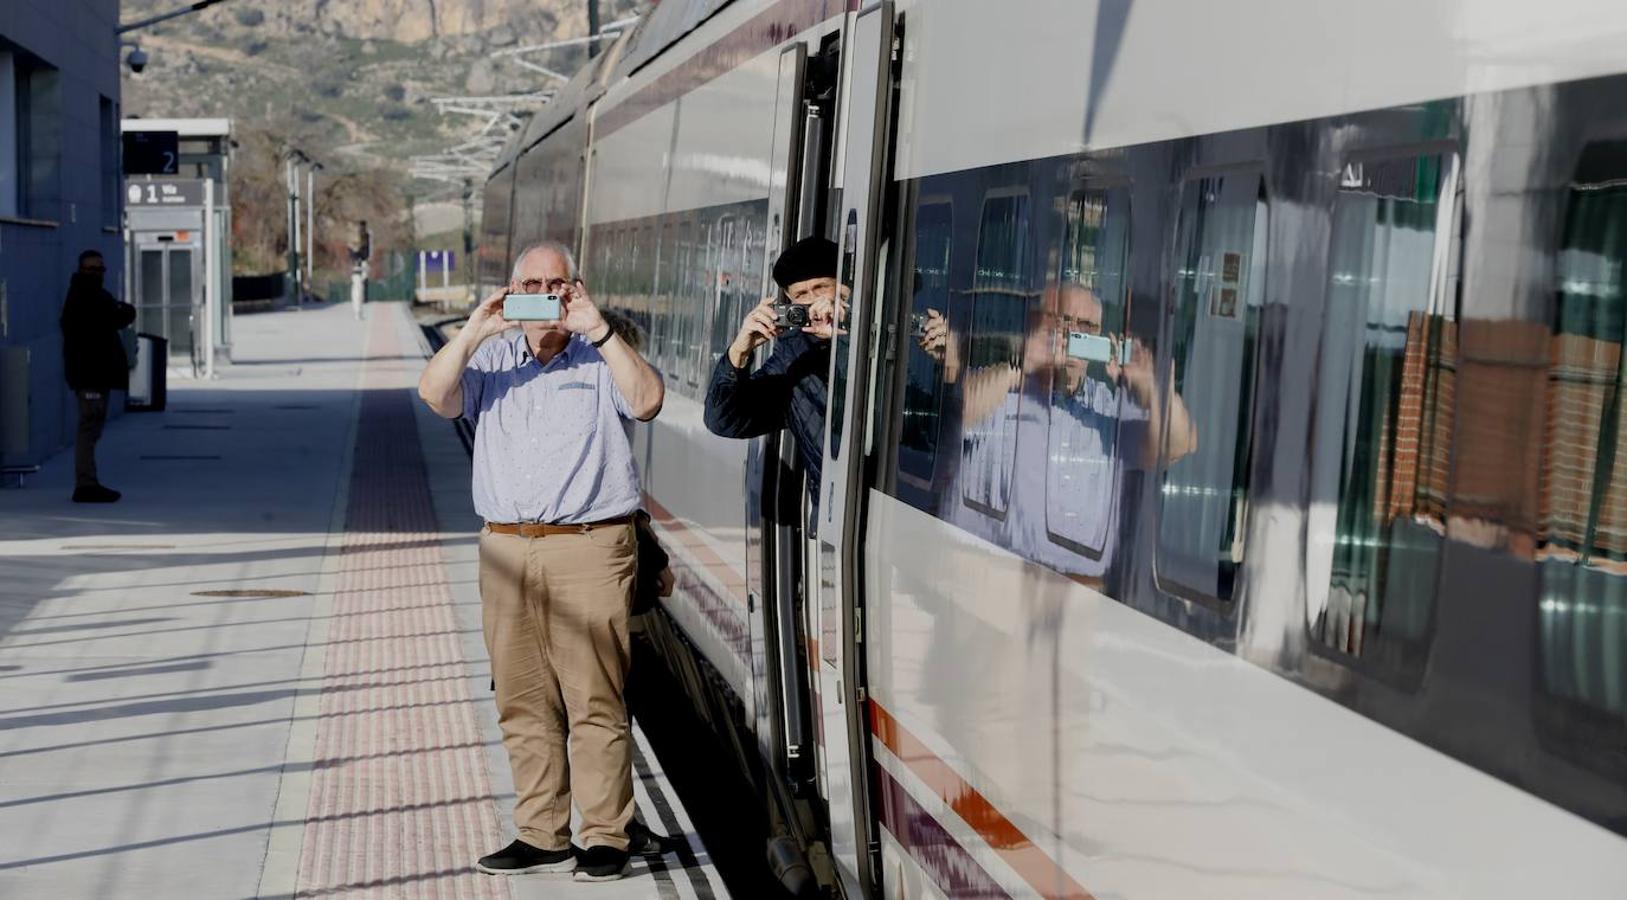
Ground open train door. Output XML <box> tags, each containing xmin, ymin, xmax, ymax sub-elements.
<box><xmin>748</xmin><ymin>39</ymin><xmax>819</xmax><ymax>798</ymax></box>
<box><xmin>816</xmin><ymin>3</ymin><xmax>895</xmax><ymax>897</ymax></box>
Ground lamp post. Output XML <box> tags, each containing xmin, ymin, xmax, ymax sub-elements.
<box><xmin>284</xmin><ymin>149</ymin><xmax>308</xmax><ymax>305</ymax></box>
<box><xmin>306</xmin><ymin>162</ymin><xmax>322</xmax><ymax>290</ymax></box>
<box><xmin>284</xmin><ymin>154</ymin><xmax>296</xmax><ymax>305</ymax></box>
<box><xmin>117</xmin><ymin>0</ymin><xmax>239</xmax><ymax>34</ymax></box>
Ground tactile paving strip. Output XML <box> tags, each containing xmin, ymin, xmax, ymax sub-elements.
<box><xmin>294</xmin><ymin>312</ymin><xmax>504</xmax><ymax>898</ymax></box>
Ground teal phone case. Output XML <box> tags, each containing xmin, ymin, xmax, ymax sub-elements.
<box><xmin>504</xmin><ymin>293</ymin><xmax>562</xmax><ymax>321</ymax></box>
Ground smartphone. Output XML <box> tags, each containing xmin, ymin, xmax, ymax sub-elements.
<box><xmin>1066</xmin><ymin>331</ymin><xmax>1131</xmax><ymax>364</ymax></box>
<box><xmin>503</xmin><ymin>293</ymin><xmax>562</xmax><ymax>321</ymax></box>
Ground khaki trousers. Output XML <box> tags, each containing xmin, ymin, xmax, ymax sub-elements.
<box><xmin>478</xmin><ymin>523</ymin><xmax>637</xmax><ymax>851</ymax></box>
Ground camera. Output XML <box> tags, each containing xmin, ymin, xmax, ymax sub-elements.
<box><xmin>126</xmin><ymin>46</ymin><xmax>149</xmax><ymax>74</ymax></box>
<box><xmin>773</xmin><ymin>301</ymin><xmax>810</xmax><ymax>330</ymax></box>
<box><xmin>503</xmin><ymin>293</ymin><xmax>562</xmax><ymax>321</ymax></box>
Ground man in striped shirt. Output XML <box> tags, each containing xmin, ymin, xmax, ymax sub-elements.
<box><xmin>418</xmin><ymin>241</ymin><xmax>664</xmax><ymax>882</ymax></box>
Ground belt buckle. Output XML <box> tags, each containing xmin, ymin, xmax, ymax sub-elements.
<box><xmin>578</xmin><ymin>522</ymin><xmax>592</xmax><ymax>534</ymax></box>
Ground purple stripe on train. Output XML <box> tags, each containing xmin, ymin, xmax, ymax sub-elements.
<box><xmin>876</xmin><ymin>764</ymin><xmax>1011</xmax><ymax>899</ymax></box>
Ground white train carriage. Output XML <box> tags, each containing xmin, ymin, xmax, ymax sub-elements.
<box><xmin>477</xmin><ymin>1</ymin><xmax>1627</xmax><ymax>896</ymax></box>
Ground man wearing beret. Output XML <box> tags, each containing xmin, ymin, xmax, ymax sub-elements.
<box><xmin>703</xmin><ymin>236</ymin><xmax>844</xmax><ymax>519</ymax></box>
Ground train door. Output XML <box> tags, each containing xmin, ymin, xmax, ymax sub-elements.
<box><xmin>749</xmin><ymin>42</ymin><xmax>820</xmax><ymax>789</ymax></box>
<box><xmin>816</xmin><ymin>4</ymin><xmax>896</xmax><ymax>896</ymax></box>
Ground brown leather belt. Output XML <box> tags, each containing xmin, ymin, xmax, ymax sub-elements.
<box><xmin>484</xmin><ymin>515</ymin><xmax>633</xmax><ymax>537</ymax></box>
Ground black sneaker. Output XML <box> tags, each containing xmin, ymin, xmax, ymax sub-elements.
<box><xmin>475</xmin><ymin>839</ymin><xmax>575</xmax><ymax>875</ymax></box>
<box><xmin>627</xmin><ymin>819</ymin><xmax>681</xmax><ymax>856</ymax></box>
<box><xmin>72</xmin><ymin>484</ymin><xmax>121</xmax><ymax>504</ymax></box>
<box><xmin>573</xmin><ymin>844</ymin><xmax>630</xmax><ymax>882</ymax></box>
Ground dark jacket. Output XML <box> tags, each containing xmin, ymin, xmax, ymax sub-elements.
<box><xmin>702</xmin><ymin>331</ymin><xmax>830</xmax><ymax>517</ymax></box>
<box><xmin>61</xmin><ymin>273</ymin><xmax>137</xmax><ymax>393</ymax></box>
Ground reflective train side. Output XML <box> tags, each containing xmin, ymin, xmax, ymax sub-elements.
<box><xmin>479</xmin><ymin>1</ymin><xmax>1627</xmax><ymax>896</ymax></box>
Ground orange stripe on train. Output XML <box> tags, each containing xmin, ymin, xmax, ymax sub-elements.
<box><xmin>870</xmin><ymin>700</ymin><xmax>1095</xmax><ymax>900</ymax></box>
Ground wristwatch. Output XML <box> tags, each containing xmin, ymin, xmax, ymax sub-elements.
<box><xmin>590</xmin><ymin>324</ymin><xmax>614</xmax><ymax>348</ymax></box>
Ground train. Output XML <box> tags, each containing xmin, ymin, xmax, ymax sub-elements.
<box><xmin>471</xmin><ymin>1</ymin><xmax>1627</xmax><ymax>897</ymax></box>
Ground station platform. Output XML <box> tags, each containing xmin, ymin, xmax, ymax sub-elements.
<box><xmin>0</xmin><ymin>302</ymin><xmax>727</xmax><ymax>900</ymax></box>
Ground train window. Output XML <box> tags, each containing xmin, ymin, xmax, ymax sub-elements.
<box><xmin>1307</xmin><ymin>152</ymin><xmax>1458</xmax><ymax>677</ymax></box>
<box><xmin>710</xmin><ymin>217</ymin><xmax>739</xmax><ymax>361</ymax></box>
<box><xmin>1154</xmin><ymin>173</ymin><xmax>1267</xmax><ymax>605</ymax></box>
<box><xmin>676</xmin><ymin>219</ymin><xmax>702</xmax><ymax>390</ymax></box>
<box><xmin>1042</xmin><ymin>185</ymin><xmax>1131</xmax><ymax>559</ymax></box>
<box><xmin>960</xmin><ymin>188</ymin><xmax>1033</xmax><ymax>517</ymax></box>
<box><xmin>897</xmin><ymin>198</ymin><xmax>953</xmax><ymax>488</ymax></box>
<box><xmin>1537</xmin><ymin>140</ymin><xmax>1627</xmax><ymax>776</ymax></box>
<box><xmin>649</xmin><ymin>223</ymin><xmax>672</xmax><ymax>367</ymax></box>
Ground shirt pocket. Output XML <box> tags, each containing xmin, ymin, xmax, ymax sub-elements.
<box><xmin>537</xmin><ymin>379</ymin><xmax>602</xmax><ymax>446</ymax></box>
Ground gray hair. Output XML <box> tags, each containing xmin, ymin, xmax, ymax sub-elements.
<box><xmin>510</xmin><ymin>240</ymin><xmax>579</xmax><ymax>282</ymax></box>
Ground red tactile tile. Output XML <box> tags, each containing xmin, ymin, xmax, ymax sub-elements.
<box><xmin>295</xmin><ymin>313</ymin><xmax>503</xmax><ymax>898</ymax></box>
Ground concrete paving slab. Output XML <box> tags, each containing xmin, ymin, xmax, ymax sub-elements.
<box><xmin>0</xmin><ymin>301</ymin><xmax>726</xmax><ymax>899</ymax></box>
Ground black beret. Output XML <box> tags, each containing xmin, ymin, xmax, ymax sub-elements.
<box><xmin>772</xmin><ymin>237</ymin><xmax>840</xmax><ymax>290</ymax></box>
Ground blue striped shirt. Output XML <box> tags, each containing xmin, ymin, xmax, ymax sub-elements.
<box><xmin>460</xmin><ymin>331</ymin><xmax>645</xmax><ymax>524</ymax></box>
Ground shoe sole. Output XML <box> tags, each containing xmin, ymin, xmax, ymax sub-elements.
<box><xmin>476</xmin><ymin>859</ymin><xmax>576</xmax><ymax>876</ymax></box>
<box><xmin>573</xmin><ymin>865</ymin><xmax>629</xmax><ymax>882</ymax></box>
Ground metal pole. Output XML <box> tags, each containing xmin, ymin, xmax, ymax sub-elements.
<box><xmin>305</xmin><ymin>165</ymin><xmax>316</xmax><ymax>289</ymax></box>
<box><xmin>462</xmin><ymin>179</ymin><xmax>475</xmax><ymax>296</ymax></box>
<box><xmin>118</xmin><ymin>0</ymin><xmax>237</xmax><ymax>34</ymax></box>
<box><xmin>291</xmin><ymin>159</ymin><xmax>302</xmax><ymax>302</ymax></box>
<box><xmin>587</xmin><ymin>0</ymin><xmax>601</xmax><ymax>57</ymax></box>
<box><xmin>285</xmin><ymin>157</ymin><xmax>296</xmax><ymax>305</ymax></box>
<box><xmin>204</xmin><ymin>177</ymin><xmax>217</xmax><ymax>379</ymax></box>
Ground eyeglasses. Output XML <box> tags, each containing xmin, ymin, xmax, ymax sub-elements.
<box><xmin>516</xmin><ymin>277</ymin><xmax>570</xmax><ymax>295</ymax></box>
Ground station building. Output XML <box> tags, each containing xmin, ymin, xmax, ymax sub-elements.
<box><xmin>0</xmin><ymin>0</ymin><xmax>123</xmax><ymax>471</ymax></box>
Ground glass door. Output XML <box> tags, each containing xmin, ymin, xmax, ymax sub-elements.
<box><xmin>133</xmin><ymin>239</ymin><xmax>203</xmax><ymax>370</ymax></box>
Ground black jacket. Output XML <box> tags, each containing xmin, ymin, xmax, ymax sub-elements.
<box><xmin>702</xmin><ymin>331</ymin><xmax>830</xmax><ymax>517</ymax></box>
<box><xmin>60</xmin><ymin>273</ymin><xmax>136</xmax><ymax>393</ymax></box>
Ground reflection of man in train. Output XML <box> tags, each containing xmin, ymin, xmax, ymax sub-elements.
<box><xmin>1021</xmin><ymin>283</ymin><xmax>1196</xmax><ymax>577</ymax></box>
<box><xmin>703</xmin><ymin>237</ymin><xmax>844</xmax><ymax>519</ymax></box>
<box><xmin>921</xmin><ymin>283</ymin><xmax>1196</xmax><ymax>577</ymax></box>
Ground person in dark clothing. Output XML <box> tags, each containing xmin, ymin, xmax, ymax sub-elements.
<box><xmin>703</xmin><ymin>237</ymin><xmax>843</xmax><ymax>519</ymax></box>
<box><xmin>60</xmin><ymin>250</ymin><xmax>135</xmax><ymax>503</ymax></box>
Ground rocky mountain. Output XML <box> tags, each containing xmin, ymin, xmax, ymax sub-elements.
<box><xmin>119</xmin><ymin>0</ymin><xmax>642</xmax><ymax>178</ymax></box>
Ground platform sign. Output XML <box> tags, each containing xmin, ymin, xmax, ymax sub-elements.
<box><xmin>123</xmin><ymin>131</ymin><xmax>179</xmax><ymax>175</ymax></box>
<box><xmin>127</xmin><ymin>180</ymin><xmax>206</xmax><ymax>208</ymax></box>
<box><xmin>420</xmin><ymin>250</ymin><xmax>455</xmax><ymax>274</ymax></box>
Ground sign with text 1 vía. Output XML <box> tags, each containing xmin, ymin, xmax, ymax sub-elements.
<box><xmin>126</xmin><ymin>180</ymin><xmax>206</xmax><ymax>208</ymax></box>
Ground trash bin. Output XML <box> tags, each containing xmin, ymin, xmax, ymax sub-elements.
<box><xmin>126</xmin><ymin>333</ymin><xmax>168</xmax><ymax>412</ymax></box>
